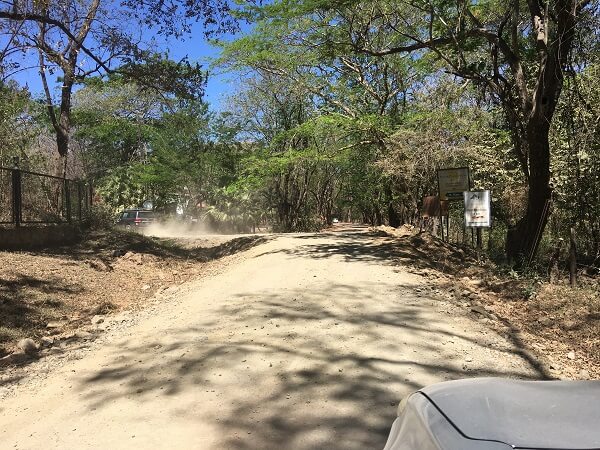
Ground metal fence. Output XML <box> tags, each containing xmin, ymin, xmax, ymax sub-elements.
<box><xmin>0</xmin><ymin>167</ymin><xmax>92</xmax><ymax>226</ymax></box>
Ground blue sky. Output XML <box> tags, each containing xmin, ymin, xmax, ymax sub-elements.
<box><xmin>7</xmin><ymin>19</ymin><xmax>248</xmax><ymax>112</ymax></box>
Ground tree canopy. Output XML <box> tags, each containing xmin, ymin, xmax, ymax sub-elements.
<box><xmin>3</xmin><ymin>0</ymin><xmax>600</xmax><ymax>265</ymax></box>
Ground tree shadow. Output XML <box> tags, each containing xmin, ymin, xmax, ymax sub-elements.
<box><xmin>0</xmin><ymin>274</ymin><xmax>82</xmax><ymax>355</ymax></box>
<box><xmin>76</xmin><ymin>279</ymin><xmax>547</xmax><ymax>449</ymax></box>
<box><xmin>38</xmin><ymin>229</ymin><xmax>270</xmax><ymax>264</ymax></box>
<box><xmin>1</xmin><ymin>230</ymin><xmax>269</xmax><ymax>364</ymax></box>
<box><xmin>258</xmin><ymin>230</ymin><xmax>476</xmax><ymax>275</ymax></box>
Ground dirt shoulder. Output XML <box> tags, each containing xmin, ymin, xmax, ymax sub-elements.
<box><xmin>373</xmin><ymin>225</ymin><xmax>599</xmax><ymax>379</ymax></box>
<box><xmin>0</xmin><ymin>228</ymin><xmax>266</xmax><ymax>361</ymax></box>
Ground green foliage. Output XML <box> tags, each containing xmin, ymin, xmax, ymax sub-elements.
<box><xmin>95</xmin><ymin>165</ymin><xmax>147</xmax><ymax>212</ymax></box>
<box><xmin>549</xmin><ymin>62</ymin><xmax>600</xmax><ymax>259</ymax></box>
<box><xmin>0</xmin><ymin>82</ymin><xmax>44</xmax><ymax>167</ymax></box>
<box><xmin>119</xmin><ymin>55</ymin><xmax>207</xmax><ymax>102</ymax></box>
<box><xmin>83</xmin><ymin>204</ymin><xmax>119</xmax><ymax>230</ymax></box>
<box><xmin>202</xmin><ymin>187</ymin><xmax>265</xmax><ymax>233</ymax></box>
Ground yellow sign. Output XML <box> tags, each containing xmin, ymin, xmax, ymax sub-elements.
<box><xmin>437</xmin><ymin>167</ymin><xmax>470</xmax><ymax>201</ymax></box>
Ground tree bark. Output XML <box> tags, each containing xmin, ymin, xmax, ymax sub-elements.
<box><xmin>505</xmin><ymin>0</ymin><xmax>578</xmax><ymax>264</ymax></box>
<box><xmin>388</xmin><ymin>202</ymin><xmax>400</xmax><ymax>228</ymax></box>
<box><xmin>506</xmin><ymin>123</ymin><xmax>553</xmax><ymax>263</ymax></box>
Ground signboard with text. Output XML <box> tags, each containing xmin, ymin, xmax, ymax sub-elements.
<box><xmin>464</xmin><ymin>190</ymin><xmax>491</xmax><ymax>227</ymax></box>
<box><xmin>437</xmin><ymin>167</ymin><xmax>470</xmax><ymax>201</ymax></box>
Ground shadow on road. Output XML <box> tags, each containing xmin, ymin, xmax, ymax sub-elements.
<box><xmin>258</xmin><ymin>228</ymin><xmax>477</xmax><ymax>276</ymax></box>
<box><xmin>0</xmin><ymin>274</ymin><xmax>81</xmax><ymax>356</ymax></box>
<box><xmin>0</xmin><ymin>232</ymin><xmax>269</xmax><ymax>360</ymax></box>
<box><xmin>77</xmin><ymin>278</ymin><xmax>548</xmax><ymax>449</ymax></box>
<box><xmin>42</xmin><ymin>230</ymin><xmax>270</xmax><ymax>263</ymax></box>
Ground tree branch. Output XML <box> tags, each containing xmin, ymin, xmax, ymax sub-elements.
<box><xmin>0</xmin><ymin>9</ymin><xmax>113</xmax><ymax>73</ymax></box>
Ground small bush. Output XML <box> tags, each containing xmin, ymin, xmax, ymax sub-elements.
<box><xmin>83</xmin><ymin>204</ymin><xmax>116</xmax><ymax>230</ymax></box>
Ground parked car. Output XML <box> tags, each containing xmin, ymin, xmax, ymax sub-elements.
<box><xmin>115</xmin><ymin>209</ymin><xmax>156</xmax><ymax>229</ymax></box>
<box><xmin>383</xmin><ymin>378</ymin><xmax>600</xmax><ymax>450</ymax></box>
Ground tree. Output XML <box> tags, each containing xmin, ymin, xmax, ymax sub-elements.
<box><xmin>0</xmin><ymin>80</ymin><xmax>38</xmax><ymax>166</ymax></box>
<box><xmin>225</xmin><ymin>0</ymin><xmax>597</xmax><ymax>261</ymax></box>
<box><xmin>551</xmin><ymin>62</ymin><xmax>600</xmax><ymax>258</ymax></box>
<box><xmin>0</xmin><ymin>0</ymin><xmax>234</xmax><ymax>172</ymax></box>
<box><xmin>333</xmin><ymin>0</ymin><xmax>594</xmax><ymax>262</ymax></box>
<box><xmin>217</xmin><ymin>1</ymin><xmax>430</xmax><ymax>227</ymax></box>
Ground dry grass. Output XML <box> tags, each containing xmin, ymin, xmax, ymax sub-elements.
<box><xmin>0</xmin><ymin>228</ymin><xmax>266</xmax><ymax>358</ymax></box>
<box><xmin>375</xmin><ymin>226</ymin><xmax>600</xmax><ymax>379</ymax></box>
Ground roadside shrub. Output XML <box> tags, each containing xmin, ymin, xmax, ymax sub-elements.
<box><xmin>83</xmin><ymin>204</ymin><xmax>116</xmax><ymax>230</ymax></box>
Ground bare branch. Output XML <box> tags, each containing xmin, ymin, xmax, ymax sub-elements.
<box><xmin>0</xmin><ymin>9</ymin><xmax>113</xmax><ymax>73</ymax></box>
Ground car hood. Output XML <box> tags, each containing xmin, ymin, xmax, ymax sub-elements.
<box><xmin>420</xmin><ymin>378</ymin><xmax>600</xmax><ymax>449</ymax></box>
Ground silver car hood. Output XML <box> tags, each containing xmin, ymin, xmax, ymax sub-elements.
<box><xmin>384</xmin><ymin>378</ymin><xmax>600</xmax><ymax>450</ymax></box>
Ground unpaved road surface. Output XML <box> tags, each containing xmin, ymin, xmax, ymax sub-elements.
<box><xmin>0</xmin><ymin>227</ymin><xmax>543</xmax><ymax>449</ymax></box>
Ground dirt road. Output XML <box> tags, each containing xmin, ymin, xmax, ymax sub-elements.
<box><xmin>0</xmin><ymin>227</ymin><xmax>544</xmax><ymax>449</ymax></box>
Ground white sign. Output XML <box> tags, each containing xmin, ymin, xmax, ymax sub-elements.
<box><xmin>464</xmin><ymin>190</ymin><xmax>491</xmax><ymax>227</ymax></box>
<box><xmin>438</xmin><ymin>167</ymin><xmax>470</xmax><ymax>201</ymax></box>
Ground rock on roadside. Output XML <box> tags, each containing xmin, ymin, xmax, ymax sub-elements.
<box><xmin>17</xmin><ymin>338</ymin><xmax>39</xmax><ymax>355</ymax></box>
<box><xmin>91</xmin><ymin>315</ymin><xmax>105</xmax><ymax>325</ymax></box>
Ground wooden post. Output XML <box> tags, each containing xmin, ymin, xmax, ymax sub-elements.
<box><xmin>438</xmin><ymin>194</ymin><xmax>444</xmax><ymax>241</ymax></box>
<box><xmin>64</xmin><ymin>179</ymin><xmax>71</xmax><ymax>223</ymax></box>
<box><xmin>476</xmin><ymin>227</ymin><xmax>483</xmax><ymax>250</ymax></box>
<box><xmin>77</xmin><ymin>182</ymin><xmax>83</xmax><ymax>221</ymax></box>
<box><xmin>569</xmin><ymin>228</ymin><xmax>577</xmax><ymax>287</ymax></box>
<box><xmin>11</xmin><ymin>168</ymin><xmax>21</xmax><ymax>227</ymax></box>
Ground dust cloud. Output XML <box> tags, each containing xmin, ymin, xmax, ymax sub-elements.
<box><xmin>143</xmin><ymin>219</ymin><xmax>218</xmax><ymax>238</ymax></box>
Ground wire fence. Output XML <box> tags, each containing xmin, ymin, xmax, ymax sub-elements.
<box><xmin>0</xmin><ymin>167</ymin><xmax>92</xmax><ymax>226</ymax></box>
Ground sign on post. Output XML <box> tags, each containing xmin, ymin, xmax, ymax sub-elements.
<box><xmin>464</xmin><ymin>190</ymin><xmax>491</xmax><ymax>227</ymax></box>
<box><xmin>421</xmin><ymin>195</ymin><xmax>448</xmax><ymax>218</ymax></box>
<box><xmin>437</xmin><ymin>167</ymin><xmax>470</xmax><ymax>201</ymax></box>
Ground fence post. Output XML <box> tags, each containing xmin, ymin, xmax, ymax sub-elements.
<box><xmin>11</xmin><ymin>168</ymin><xmax>21</xmax><ymax>227</ymax></box>
<box><xmin>77</xmin><ymin>182</ymin><xmax>83</xmax><ymax>221</ymax></box>
<box><xmin>64</xmin><ymin>179</ymin><xmax>71</xmax><ymax>223</ymax></box>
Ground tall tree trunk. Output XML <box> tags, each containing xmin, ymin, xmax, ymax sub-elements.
<box><xmin>385</xmin><ymin>184</ymin><xmax>400</xmax><ymax>227</ymax></box>
<box><xmin>34</xmin><ymin>0</ymin><xmax>101</xmax><ymax>174</ymax></box>
<box><xmin>506</xmin><ymin>124</ymin><xmax>552</xmax><ymax>263</ymax></box>
<box><xmin>505</xmin><ymin>0</ymin><xmax>577</xmax><ymax>264</ymax></box>
<box><xmin>388</xmin><ymin>202</ymin><xmax>400</xmax><ymax>228</ymax></box>
<box><xmin>57</xmin><ymin>73</ymin><xmax>73</xmax><ymax>158</ymax></box>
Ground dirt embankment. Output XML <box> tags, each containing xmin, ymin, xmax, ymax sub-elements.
<box><xmin>0</xmin><ymin>229</ymin><xmax>266</xmax><ymax>361</ymax></box>
<box><xmin>373</xmin><ymin>225</ymin><xmax>600</xmax><ymax>379</ymax></box>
